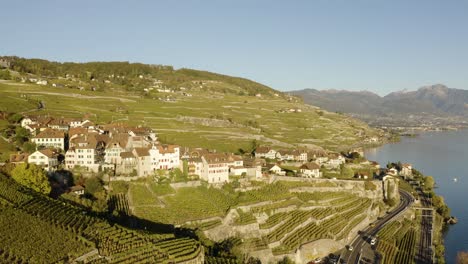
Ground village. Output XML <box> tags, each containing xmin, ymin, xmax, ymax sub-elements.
<box><xmin>5</xmin><ymin>114</ymin><xmax>416</xmax><ymax>192</ymax></box>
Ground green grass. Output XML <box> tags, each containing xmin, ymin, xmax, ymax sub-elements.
<box><xmin>148</xmin><ymin>182</ymin><xmax>175</xmax><ymax>196</ymax></box>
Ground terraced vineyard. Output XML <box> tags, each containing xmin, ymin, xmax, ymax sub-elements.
<box><xmin>0</xmin><ymin>174</ymin><xmax>203</xmax><ymax>264</ymax></box>
<box><xmin>376</xmin><ymin>218</ymin><xmax>419</xmax><ymax>264</ymax></box>
<box><xmin>269</xmin><ymin>198</ymin><xmax>372</xmax><ymax>254</ymax></box>
<box><xmin>126</xmin><ymin>179</ymin><xmax>383</xmax><ymax>259</ymax></box>
<box><xmin>108</xmin><ymin>193</ymin><xmax>131</xmax><ymax>216</ymax></box>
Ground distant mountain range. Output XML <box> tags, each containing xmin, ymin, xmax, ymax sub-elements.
<box><xmin>291</xmin><ymin>84</ymin><xmax>468</xmax><ymax>128</ymax></box>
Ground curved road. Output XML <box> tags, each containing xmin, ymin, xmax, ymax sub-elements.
<box><xmin>342</xmin><ymin>189</ymin><xmax>415</xmax><ymax>264</ymax></box>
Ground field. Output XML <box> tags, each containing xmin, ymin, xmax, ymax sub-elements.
<box><xmin>0</xmin><ymin>80</ymin><xmax>380</xmax><ymax>152</ymax></box>
<box><xmin>0</xmin><ymin>173</ymin><xmax>203</xmax><ymax>264</ymax></box>
<box><xmin>126</xmin><ymin>179</ymin><xmax>382</xmax><ymax>256</ymax></box>
<box><xmin>376</xmin><ymin>217</ymin><xmax>420</xmax><ymax>264</ymax></box>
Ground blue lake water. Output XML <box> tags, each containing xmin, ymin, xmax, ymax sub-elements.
<box><xmin>364</xmin><ymin>130</ymin><xmax>468</xmax><ymax>263</ymax></box>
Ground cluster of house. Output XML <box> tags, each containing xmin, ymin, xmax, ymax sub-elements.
<box><xmin>10</xmin><ymin>116</ymin><xmax>356</xmax><ymax>184</ymax></box>
<box><xmin>255</xmin><ymin>146</ymin><xmax>345</xmax><ymax>167</ymax></box>
<box><xmin>255</xmin><ymin>146</ymin><xmax>347</xmax><ymax>178</ymax></box>
<box><xmin>385</xmin><ymin>163</ymin><xmax>413</xmax><ymax>179</ymax></box>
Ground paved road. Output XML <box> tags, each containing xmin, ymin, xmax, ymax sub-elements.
<box><xmin>341</xmin><ymin>189</ymin><xmax>414</xmax><ymax>264</ymax></box>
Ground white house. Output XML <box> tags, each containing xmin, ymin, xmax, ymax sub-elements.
<box><xmin>47</xmin><ymin>118</ymin><xmax>69</xmax><ymax>131</ymax></box>
<box><xmin>200</xmin><ymin>153</ymin><xmax>229</xmax><ymax>184</ymax></box>
<box><xmin>21</xmin><ymin>117</ymin><xmax>36</xmax><ymax>128</ymax></box>
<box><xmin>326</xmin><ymin>153</ymin><xmax>346</xmax><ymax>168</ymax></box>
<box><xmin>31</xmin><ymin>128</ymin><xmax>65</xmax><ymax>150</ymax></box>
<box><xmin>187</xmin><ymin>158</ymin><xmax>203</xmax><ymax>176</ymax></box>
<box><xmin>255</xmin><ymin>146</ymin><xmax>277</xmax><ymax>160</ymax></box>
<box><xmin>387</xmin><ymin>167</ymin><xmax>398</xmax><ymax>176</ymax></box>
<box><xmin>268</xmin><ymin>164</ymin><xmax>285</xmax><ymax>176</ymax></box>
<box><xmin>133</xmin><ymin>148</ymin><xmax>152</xmax><ymax>177</ymax></box>
<box><xmin>65</xmin><ymin>133</ymin><xmax>107</xmax><ymax>172</ymax></box>
<box><xmin>149</xmin><ymin>144</ymin><xmax>180</xmax><ymax>171</ymax></box>
<box><xmin>118</xmin><ymin>151</ymin><xmax>138</xmax><ymax>175</ymax></box>
<box><xmin>293</xmin><ymin>150</ymin><xmax>308</xmax><ymax>162</ymax></box>
<box><xmin>105</xmin><ymin>136</ymin><xmax>128</xmax><ymax>165</ymax></box>
<box><xmin>229</xmin><ymin>166</ymin><xmax>247</xmax><ymax>176</ymax></box>
<box><xmin>28</xmin><ymin>149</ymin><xmax>58</xmax><ymax>171</ymax></box>
<box><xmin>299</xmin><ymin>162</ymin><xmax>321</xmax><ymax>178</ymax></box>
<box><xmin>275</xmin><ymin>150</ymin><xmax>295</xmax><ymax>161</ymax></box>
<box><xmin>400</xmin><ymin>163</ymin><xmax>412</xmax><ymax>178</ymax></box>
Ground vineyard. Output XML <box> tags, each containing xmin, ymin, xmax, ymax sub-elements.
<box><xmin>0</xmin><ymin>174</ymin><xmax>203</xmax><ymax>264</ymax></box>
<box><xmin>126</xmin><ymin>179</ymin><xmax>381</xmax><ymax>260</ymax></box>
<box><xmin>376</xmin><ymin>218</ymin><xmax>419</xmax><ymax>264</ymax></box>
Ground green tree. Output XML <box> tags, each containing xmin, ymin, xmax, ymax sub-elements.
<box><xmin>340</xmin><ymin>164</ymin><xmax>354</xmax><ymax>178</ymax></box>
<box><xmin>7</xmin><ymin>113</ymin><xmax>23</xmax><ymax>124</ymax></box>
<box><xmin>0</xmin><ymin>69</ymin><xmax>11</xmax><ymax>80</ymax></box>
<box><xmin>14</xmin><ymin>126</ymin><xmax>30</xmax><ymax>145</ymax></box>
<box><xmin>424</xmin><ymin>176</ymin><xmax>435</xmax><ymax>190</ymax></box>
<box><xmin>250</xmin><ymin>139</ymin><xmax>259</xmax><ymax>154</ymax></box>
<box><xmin>85</xmin><ymin>176</ymin><xmax>104</xmax><ymax>195</ymax></box>
<box><xmin>11</xmin><ymin>163</ymin><xmax>51</xmax><ymax>195</ymax></box>
<box><xmin>22</xmin><ymin>142</ymin><xmax>37</xmax><ymax>153</ymax></box>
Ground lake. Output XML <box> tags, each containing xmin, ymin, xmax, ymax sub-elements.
<box><xmin>364</xmin><ymin>130</ymin><xmax>468</xmax><ymax>263</ymax></box>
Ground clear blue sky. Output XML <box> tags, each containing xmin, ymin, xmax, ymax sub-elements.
<box><xmin>2</xmin><ymin>0</ymin><xmax>468</xmax><ymax>95</ymax></box>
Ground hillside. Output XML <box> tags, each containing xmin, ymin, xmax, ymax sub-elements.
<box><xmin>291</xmin><ymin>84</ymin><xmax>468</xmax><ymax>129</ymax></box>
<box><xmin>0</xmin><ymin>57</ymin><xmax>382</xmax><ymax>152</ymax></box>
<box><xmin>0</xmin><ymin>173</ymin><xmax>204</xmax><ymax>263</ymax></box>
<box><xmin>0</xmin><ymin>56</ymin><xmax>281</xmax><ymax>97</ymax></box>
<box><xmin>125</xmin><ymin>178</ymin><xmax>386</xmax><ymax>263</ymax></box>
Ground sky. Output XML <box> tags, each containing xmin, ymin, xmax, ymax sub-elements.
<box><xmin>1</xmin><ymin>0</ymin><xmax>468</xmax><ymax>95</ymax></box>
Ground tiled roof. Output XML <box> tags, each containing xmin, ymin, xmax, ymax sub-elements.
<box><xmin>120</xmin><ymin>152</ymin><xmax>135</xmax><ymax>159</ymax></box>
<box><xmin>10</xmin><ymin>153</ymin><xmax>29</xmax><ymax>163</ymax></box>
<box><xmin>133</xmin><ymin>147</ymin><xmax>150</xmax><ymax>157</ymax></box>
<box><xmin>300</xmin><ymin>162</ymin><xmax>320</xmax><ymax>170</ymax></box>
<box><xmin>157</xmin><ymin>144</ymin><xmax>179</xmax><ymax>154</ymax></box>
<box><xmin>38</xmin><ymin>149</ymin><xmax>57</xmax><ymax>158</ymax></box>
<box><xmin>255</xmin><ymin>146</ymin><xmax>273</xmax><ymax>154</ymax></box>
<box><xmin>34</xmin><ymin>128</ymin><xmax>65</xmax><ymax>139</ymax></box>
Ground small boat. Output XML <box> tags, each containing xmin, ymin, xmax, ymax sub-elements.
<box><xmin>453</xmin><ymin>178</ymin><xmax>458</xmax><ymax>182</ymax></box>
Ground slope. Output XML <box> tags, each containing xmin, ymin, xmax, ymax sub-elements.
<box><xmin>0</xmin><ymin>58</ymin><xmax>381</xmax><ymax>152</ymax></box>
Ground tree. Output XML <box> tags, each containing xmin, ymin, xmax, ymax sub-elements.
<box><xmin>0</xmin><ymin>69</ymin><xmax>11</xmax><ymax>80</ymax></box>
<box><xmin>14</xmin><ymin>126</ymin><xmax>30</xmax><ymax>145</ymax></box>
<box><xmin>424</xmin><ymin>176</ymin><xmax>435</xmax><ymax>190</ymax></box>
<box><xmin>7</xmin><ymin>113</ymin><xmax>22</xmax><ymax>124</ymax></box>
<box><xmin>250</xmin><ymin>139</ymin><xmax>259</xmax><ymax>154</ymax></box>
<box><xmin>85</xmin><ymin>176</ymin><xmax>104</xmax><ymax>195</ymax></box>
<box><xmin>340</xmin><ymin>164</ymin><xmax>354</xmax><ymax>178</ymax></box>
<box><xmin>11</xmin><ymin>163</ymin><xmax>51</xmax><ymax>195</ymax></box>
<box><xmin>22</xmin><ymin>142</ymin><xmax>37</xmax><ymax>153</ymax></box>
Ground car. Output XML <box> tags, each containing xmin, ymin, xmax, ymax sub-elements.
<box><xmin>370</xmin><ymin>238</ymin><xmax>377</xmax><ymax>245</ymax></box>
<box><xmin>314</xmin><ymin>257</ymin><xmax>322</xmax><ymax>263</ymax></box>
<box><xmin>347</xmin><ymin>245</ymin><xmax>354</xmax><ymax>251</ymax></box>
<box><xmin>369</xmin><ymin>223</ymin><xmax>375</xmax><ymax>227</ymax></box>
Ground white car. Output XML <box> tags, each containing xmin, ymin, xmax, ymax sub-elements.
<box><xmin>370</xmin><ymin>238</ymin><xmax>377</xmax><ymax>245</ymax></box>
<box><xmin>348</xmin><ymin>245</ymin><xmax>354</xmax><ymax>251</ymax></box>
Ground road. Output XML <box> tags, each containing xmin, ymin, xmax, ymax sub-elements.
<box><xmin>341</xmin><ymin>190</ymin><xmax>414</xmax><ymax>264</ymax></box>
